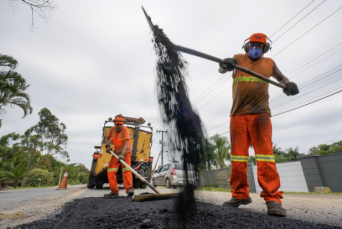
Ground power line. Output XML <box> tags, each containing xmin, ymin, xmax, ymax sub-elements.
<box><xmin>272</xmin><ymin>88</ymin><xmax>342</xmax><ymax>117</ymax></box>
<box><xmin>270</xmin><ymin>0</ymin><xmax>316</xmax><ymax>38</ymax></box>
<box><xmin>272</xmin><ymin>6</ymin><xmax>342</xmax><ymax>58</ymax></box>
<box><xmin>192</xmin><ymin>75</ymin><xmax>228</xmax><ymax>104</ymax></box>
<box><xmin>272</xmin><ymin>0</ymin><xmax>326</xmax><ymax>43</ymax></box>
<box><xmin>270</xmin><ymin>64</ymin><xmax>342</xmax><ymax>104</ymax></box>
<box><xmin>198</xmin><ymin>86</ymin><xmax>231</xmax><ymax>109</ymax></box>
<box><xmin>281</xmin><ymin>32</ymin><xmax>342</xmax><ymax>73</ymax></box>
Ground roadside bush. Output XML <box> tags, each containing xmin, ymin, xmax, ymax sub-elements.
<box><xmin>26</xmin><ymin>168</ymin><xmax>54</xmax><ymax>186</ymax></box>
<box><xmin>66</xmin><ymin>179</ymin><xmax>79</xmax><ymax>185</ymax></box>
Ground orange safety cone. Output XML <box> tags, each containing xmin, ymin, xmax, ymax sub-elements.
<box><xmin>57</xmin><ymin>170</ymin><xmax>68</xmax><ymax>190</ymax></box>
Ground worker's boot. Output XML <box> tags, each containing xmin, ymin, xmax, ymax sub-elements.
<box><xmin>266</xmin><ymin>201</ymin><xmax>287</xmax><ymax>217</ymax></box>
<box><xmin>127</xmin><ymin>188</ymin><xmax>134</xmax><ymax>197</ymax></box>
<box><xmin>223</xmin><ymin>197</ymin><xmax>252</xmax><ymax>208</ymax></box>
<box><xmin>103</xmin><ymin>192</ymin><xmax>119</xmax><ymax>199</ymax></box>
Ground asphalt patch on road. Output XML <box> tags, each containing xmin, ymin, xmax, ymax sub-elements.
<box><xmin>13</xmin><ymin>197</ymin><xmax>340</xmax><ymax>229</ymax></box>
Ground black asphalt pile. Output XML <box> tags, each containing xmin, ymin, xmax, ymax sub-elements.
<box><xmin>14</xmin><ymin>197</ymin><xmax>339</xmax><ymax>229</ymax></box>
<box><xmin>142</xmin><ymin>7</ymin><xmax>206</xmax><ymax>219</ymax></box>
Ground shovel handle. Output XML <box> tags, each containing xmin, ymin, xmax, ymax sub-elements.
<box><xmin>176</xmin><ymin>45</ymin><xmax>286</xmax><ymax>89</ymax></box>
<box><xmin>109</xmin><ymin>150</ymin><xmax>161</xmax><ymax>194</ymax></box>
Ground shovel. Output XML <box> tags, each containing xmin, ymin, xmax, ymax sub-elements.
<box><xmin>175</xmin><ymin>45</ymin><xmax>286</xmax><ymax>89</ymax></box>
<box><xmin>141</xmin><ymin>7</ymin><xmax>285</xmax><ymax>90</ymax></box>
<box><xmin>108</xmin><ymin>149</ymin><xmax>178</xmax><ymax>202</ymax></box>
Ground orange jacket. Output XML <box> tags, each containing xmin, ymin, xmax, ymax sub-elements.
<box><xmin>107</xmin><ymin>126</ymin><xmax>132</xmax><ymax>153</ymax></box>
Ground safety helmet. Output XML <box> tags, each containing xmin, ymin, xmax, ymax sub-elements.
<box><xmin>114</xmin><ymin>117</ymin><xmax>124</xmax><ymax>125</ymax></box>
<box><xmin>242</xmin><ymin>33</ymin><xmax>272</xmax><ymax>53</ymax></box>
<box><xmin>249</xmin><ymin>33</ymin><xmax>267</xmax><ymax>44</ymax></box>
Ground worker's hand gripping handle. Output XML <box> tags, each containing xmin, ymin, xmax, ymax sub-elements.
<box><xmin>176</xmin><ymin>45</ymin><xmax>286</xmax><ymax>89</ymax></box>
<box><xmin>108</xmin><ymin>149</ymin><xmax>161</xmax><ymax>194</ymax></box>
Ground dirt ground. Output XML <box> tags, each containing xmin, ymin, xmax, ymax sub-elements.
<box><xmin>11</xmin><ymin>196</ymin><xmax>341</xmax><ymax>229</ymax></box>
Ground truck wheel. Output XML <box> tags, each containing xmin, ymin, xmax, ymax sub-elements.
<box><xmin>165</xmin><ymin>179</ymin><xmax>171</xmax><ymax>189</ymax></box>
<box><xmin>172</xmin><ymin>185</ymin><xmax>177</xmax><ymax>189</ymax></box>
<box><xmin>95</xmin><ymin>183</ymin><xmax>103</xmax><ymax>189</ymax></box>
<box><xmin>140</xmin><ymin>183</ymin><xmax>147</xmax><ymax>189</ymax></box>
<box><xmin>87</xmin><ymin>183</ymin><xmax>95</xmax><ymax>189</ymax></box>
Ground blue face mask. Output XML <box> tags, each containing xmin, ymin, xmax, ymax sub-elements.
<box><xmin>248</xmin><ymin>46</ymin><xmax>262</xmax><ymax>60</ymax></box>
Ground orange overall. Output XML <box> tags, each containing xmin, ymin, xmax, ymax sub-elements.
<box><xmin>107</xmin><ymin>126</ymin><xmax>133</xmax><ymax>194</ymax></box>
<box><xmin>229</xmin><ymin>54</ymin><xmax>283</xmax><ymax>203</ymax></box>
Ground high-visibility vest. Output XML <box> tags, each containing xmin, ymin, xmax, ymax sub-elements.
<box><xmin>108</xmin><ymin>126</ymin><xmax>132</xmax><ymax>153</ymax></box>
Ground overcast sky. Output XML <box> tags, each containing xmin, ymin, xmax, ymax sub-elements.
<box><xmin>1</xmin><ymin>0</ymin><xmax>342</xmax><ymax>170</ymax></box>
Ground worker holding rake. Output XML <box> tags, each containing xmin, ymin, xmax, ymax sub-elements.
<box><xmin>104</xmin><ymin>116</ymin><xmax>134</xmax><ymax>198</ymax></box>
<box><xmin>219</xmin><ymin>33</ymin><xmax>299</xmax><ymax>217</ymax></box>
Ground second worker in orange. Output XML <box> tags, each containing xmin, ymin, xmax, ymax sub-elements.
<box><xmin>104</xmin><ymin>117</ymin><xmax>134</xmax><ymax>198</ymax></box>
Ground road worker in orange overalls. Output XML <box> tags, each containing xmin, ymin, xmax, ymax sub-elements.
<box><xmin>104</xmin><ymin>117</ymin><xmax>134</xmax><ymax>198</ymax></box>
<box><xmin>219</xmin><ymin>33</ymin><xmax>299</xmax><ymax>217</ymax></box>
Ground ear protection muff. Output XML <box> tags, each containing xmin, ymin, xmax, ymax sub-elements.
<box><xmin>242</xmin><ymin>36</ymin><xmax>272</xmax><ymax>53</ymax></box>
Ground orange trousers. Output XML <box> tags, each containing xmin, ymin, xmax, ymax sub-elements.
<box><xmin>230</xmin><ymin>113</ymin><xmax>283</xmax><ymax>203</ymax></box>
<box><xmin>107</xmin><ymin>152</ymin><xmax>133</xmax><ymax>194</ymax></box>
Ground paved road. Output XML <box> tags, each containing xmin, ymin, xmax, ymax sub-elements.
<box><xmin>1</xmin><ymin>184</ymin><xmax>341</xmax><ymax>228</ymax></box>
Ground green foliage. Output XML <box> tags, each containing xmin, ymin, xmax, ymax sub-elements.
<box><xmin>309</xmin><ymin>140</ymin><xmax>342</xmax><ymax>156</ymax></box>
<box><xmin>202</xmin><ymin>139</ymin><xmax>217</xmax><ymax>170</ymax></box>
<box><xmin>65</xmin><ymin>163</ymin><xmax>89</xmax><ymax>184</ymax></box>
<box><xmin>0</xmin><ymin>131</ymin><xmax>89</xmax><ymax>188</ymax></box>
<box><xmin>248</xmin><ymin>155</ymin><xmax>256</xmax><ymax>165</ymax></box>
<box><xmin>209</xmin><ymin>134</ymin><xmax>231</xmax><ymax>169</ymax></box>
<box><xmin>272</xmin><ymin>145</ymin><xmax>304</xmax><ymax>163</ymax></box>
<box><xmin>0</xmin><ymin>161</ymin><xmax>25</xmax><ymax>188</ymax></box>
<box><xmin>0</xmin><ymin>54</ymin><xmax>33</xmax><ymax>126</ymax></box>
<box><xmin>25</xmin><ymin>108</ymin><xmax>69</xmax><ymax>160</ymax></box>
<box><xmin>26</xmin><ymin>168</ymin><xmax>54</xmax><ymax>186</ymax></box>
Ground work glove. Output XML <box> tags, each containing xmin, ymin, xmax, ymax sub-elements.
<box><xmin>283</xmin><ymin>82</ymin><xmax>299</xmax><ymax>96</ymax></box>
<box><xmin>118</xmin><ymin>154</ymin><xmax>124</xmax><ymax>160</ymax></box>
<box><xmin>105</xmin><ymin>144</ymin><xmax>112</xmax><ymax>154</ymax></box>
<box><xmin>219</xmin><ymin>58</ymin><xmax>237</xmax><ymax>71</ymax></box>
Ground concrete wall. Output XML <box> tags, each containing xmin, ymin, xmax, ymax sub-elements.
<box><xmin>199</xmin><ymin>154</ymin><xmax>342</xmax><ymax>193</ymax></box>
<box><xmin>300</xmin><ymin>153</ymin><xmax>342</xmax><ymax>192</ymax></box>
<box><xmin>252</xmin><ymin>161</ymin><xmax>308</xmax><ymax>193</ymax></box>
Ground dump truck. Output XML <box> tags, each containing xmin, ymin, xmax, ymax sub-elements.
<box><xmin>87</xmin><ymin>115</ymin><xmax>154</xmax><ymax>189</ymax></box>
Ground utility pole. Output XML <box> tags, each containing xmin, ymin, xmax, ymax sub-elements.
<box><xmin>157</xmin><ymin>129</ymin><xmax>168</xmax><ymax>166</ymax></box>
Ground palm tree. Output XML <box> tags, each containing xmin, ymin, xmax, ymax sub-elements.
<box><xmin>0</xmin><ymin>54</ymin><xmax>33</xmax><ymax>127</ymax></box>
<box><xmin>210</xmin><ymin>134</ymin><xmax>231</xmax><ymax>169</ymax></box>
<box><xmin>0</xmin><ymin>161</ymin><xmax>25</xmax><ymax>188</ymax></box>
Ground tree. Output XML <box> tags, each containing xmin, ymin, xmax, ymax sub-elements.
<box><xmin>0</xmin><ymin>54</ymin><xmax>33</xmax><ymax>128</ymax></box>
<box><xmin>308</xmin><ymin>140</ymin><xmax>342</xmax><ymax>156</ymax></box>
<box><xmin>20</xmin><ymin>108</ymin><xmax>69</xmax><ymax>186</ymax></box>
<box><xmin>28</xmin><ymin>108</ymin><xmax>69</xmax><ymax>159</ymax></box>
<box><xmin>329</xmin><ymin>140</ymin><xmax>342</xmax><ymax>154</ymax></box>
<box><xmin>210</xmin><ymin>134</ymin><xmax>230</xmax><ymax>169</ymax></box>
<box><xmin>202</xmin><ymin>139</ymin><xmax>216</xmax><ymax>170</ymax></box>
<box><xmin>0</xmin><ymin>162</ymin><xmax>25</xmax><ymax>188</ymax></box>
<box><xmin>20</xmin><ymin>133</ymin><xmax>43</xmax><ymax>187</ymax></box>
<box><xmin>5</xmin><ymin>0</ymin><xmax>57</xmax><ymax>29</ymax></box>
<box><xmin>285</xmin><ymin>147</ymin><xmax>303</xmax><ymax>161</ymax></box>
